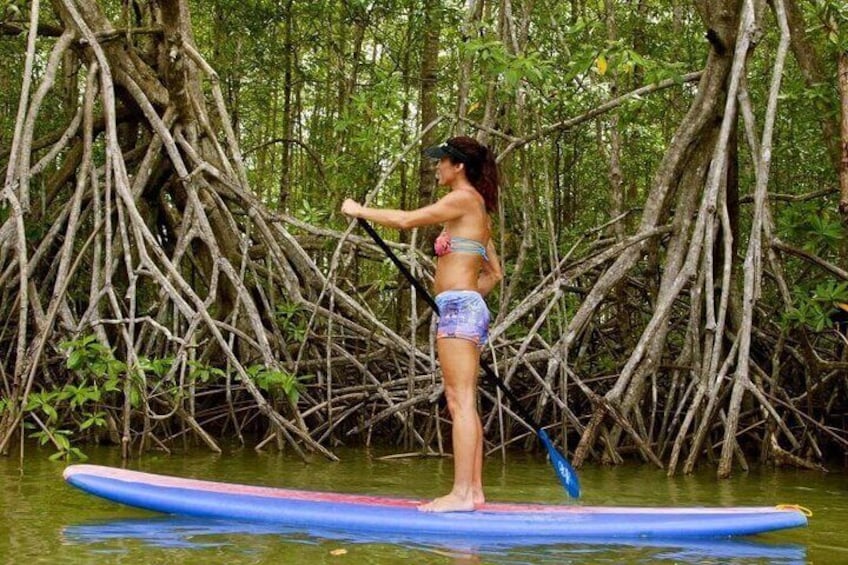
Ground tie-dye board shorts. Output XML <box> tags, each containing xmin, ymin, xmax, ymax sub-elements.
<box><xmin>434</xmin><ymin>290</ymin><xmax>490</xmax><ymax>349</ymax></box>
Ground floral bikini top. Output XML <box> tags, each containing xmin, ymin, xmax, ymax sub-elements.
<box><xmin>434</xmin><ymin>229</ymin><xmax>489</xmax><ymax>261</ymax></box>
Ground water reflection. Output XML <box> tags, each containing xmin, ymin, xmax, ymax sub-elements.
<box><xmin>63</xmin><ymin>516</ymin><xmax>807</xmax><ymax>564</ymax></box>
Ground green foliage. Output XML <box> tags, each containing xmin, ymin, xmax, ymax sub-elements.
<box><xmin>188</xmin><ymin>361</ymin><xmax>227</xmax><ymax>384</ymax></box>
<box><xmin>24</xmin><ymin>391</ymin><xmax>92</xmax><ymax>462</ymax></box>
<box><xmin>779</xmin><ymin>204</ymin><xmax>844</xmax><ymax>255</ymax></box>
<box><xmin>126</xmin><ymin>366</ymin><xmax>145</xmax><ymax>409</ymax></box>
<box><xmin>79</xmin><ymin>411</ymin><xmax>107</xmax><ymax>432</ymax></box>
<box><xmin>31</xmin><ymin>336</ymin><xmax>175</xmax><ymax>459</ymax></box>
<box><xmin>298</xmin><ymin>200</ymin><xmax>329</xmax><ymax>225</ymax></box>
<box><xmin>611</xmin><ymin>48</ymin><xmax>690</xmax><ymax>85</ymax></box>
<box><xmin>27</xmin><ymin>427</ymin><xmax>88</xmax><ymax>462</ymax></box>
<box><xmin>805</xmin><ymin>215</ymin><xmax>845</xmax><ymax>253</ymax></box>
<box><xmin>276</xmin><ymin>301</ymin><xmax>308</xmax><ymax>342</ymax></box>
<box><xmin>57</xmin><ymin>381</ymin><xmax>101</xmax><ymax>410</ymax></box>
<box><xmin>463</xmin><ymin>38</ymin><xmax>551</xmax><ymax>88</ymax></box>
<box><xmin>2</xmin><ymin>1</ymin><xmax>24</xmax><ymax>18</ymax></box>
<box><xmin>25</xmin><ymin>391</ymin><xmax>60</xmax><ymax>423</ymax></box>
<box><xmin>245</xmin><ymin>365</ymin><xmax>308</xmax><ymax>403</ymax></box>
<box><xmin>780</xmin><ymin>81</ymin><xmax>839</xmax><ymax>121</ymax></box>
<box><xmin>137</xmin><ymin>356</ymin><xmax>174</xmax><ymax>379</ymax></box>
<box><xmin>783</xmin><ymin>281</ymin><xmax>848</xmax><ymax>331</ymax></box>
<box><xmin>26</xmin><ymin>335</ymin><xmax>133</xmax><ymax>460</ymax></box>
<box><xmin>61</xmin><ymin>334</ymin><xmax>126</xmax><ymax>392</ymax></box>
<box><xmin>814</xmin><ymin>0</ymin><xmax>848</xmax><ymax>50</ymax></box>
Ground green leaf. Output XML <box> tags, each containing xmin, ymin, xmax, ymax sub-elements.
<box><xmin>104</xmin><ymin>376</ymin><xmax>120</xmax><ymax>393</ymax></box>
<box><xmin>68</xmin><ymin>350</ymin><xmax>83</xmax><ymax>370</ymax></box>
<box><xmin>80</xmin><ymin>412</ymin><xmax>106</xmax><ymax>431</ymax></box>
<box><xmin>55</xmin><ymin>433</ymin><xmax>71</xmax><ymax>451</ymax></box>
<box><xmin>129</xmin><ymin>388</ymin><xmax>141</xmax><ymax>408</ymax></box>
<box><xmin>43</xmin><ymin>404</ymin><xmax>58</xmax><ymax>422</ymax></box>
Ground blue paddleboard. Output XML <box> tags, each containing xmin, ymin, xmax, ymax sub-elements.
<box><xmin>63</xmin><ymin>464</ymin><xmax>808</xmax><ymax>540</ymax></box>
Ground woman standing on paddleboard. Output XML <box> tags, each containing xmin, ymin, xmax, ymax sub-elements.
<box><xmin>341</xmin><ymin>136</ymin><xmax>503</xmax><ymax>512</ymax></box>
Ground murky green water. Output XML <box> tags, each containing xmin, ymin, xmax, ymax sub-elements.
<box><xmin>1</xmin><ymin>444</ymin><xmax>845</xmax><ymax>563</ymax></box>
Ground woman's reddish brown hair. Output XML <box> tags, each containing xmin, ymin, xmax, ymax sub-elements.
<box><xmin>445</xmin><ymin>136</ymin><xmax>499</xmax><ymax>213</ymax></box>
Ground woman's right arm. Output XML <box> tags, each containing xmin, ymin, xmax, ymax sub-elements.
<box><xmin>477</xmin><ymin>238</ymin><xmax>503</xmax><ymax>296</ymax></box>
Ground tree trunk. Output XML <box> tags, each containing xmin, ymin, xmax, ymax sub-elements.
<box><xmin>416</xmin><ymin>1</ymin><xmax>442</xmax><ymax>230</ymax></box>
<box><xmin>780</xmin><ymin>0</ymin><xmax>842</xmax><ymax>175</ymax></box>
<box><xmin>571</xmin><ymin>0</ymin><xmax>753</xmax><ymax>468</ymax></box>
<box><xmin>455</xmin><ymin>0</ymin><xmax>485</xmax><ymax>133</ymax></box>
<box><xmin>278</xmin><ymin>0</ymin><xmax>295</xmax><ymax>210</ymax></box>
<box><xmin>839</xmin><ymin>51</ymin><xmax>848</xmax><ymax>220</ymax></box>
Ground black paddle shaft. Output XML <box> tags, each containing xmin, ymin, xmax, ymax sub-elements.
<box><xmin>356</xmin><ymin>218</ymin><xmax>543</xmax><ymax>431</ymax></box>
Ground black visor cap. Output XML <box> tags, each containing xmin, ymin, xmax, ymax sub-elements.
<box><xmin>424</xmin><ymin>142</ymin><xmax>468</xmax><ymax>163</ymax></box>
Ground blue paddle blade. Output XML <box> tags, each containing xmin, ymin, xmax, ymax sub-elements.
<box><xmin>538</xmin><ymin>429</ymin><xmax>581</xmax><ymax>499</ymax></box>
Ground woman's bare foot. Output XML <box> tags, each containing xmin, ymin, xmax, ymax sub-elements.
<box><xmin>417</xmin><ymin>492</ymin><xmax>476</xmax><ymax>513</ymax></box>
<box><xmin>472</xmin><ymin>489</ymin><xmax>485</xmax><ymax>507</ymax></box>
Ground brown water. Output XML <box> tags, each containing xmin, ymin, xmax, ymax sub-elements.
<box><xmin>1</xmin><ymin>444</ymin><xmax>845</xmax><ymax>563</ymax></box>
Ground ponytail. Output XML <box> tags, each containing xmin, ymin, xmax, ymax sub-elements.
<box><xmin>477</xmin><ymin>147</ymin><xmax>499</xmax><ymax>213</ymax></box>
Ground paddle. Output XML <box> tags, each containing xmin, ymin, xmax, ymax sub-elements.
<box><xmin>356</xmin><ymin>218</ymin><xmax>581</xmax><ymax>498</ymax></box>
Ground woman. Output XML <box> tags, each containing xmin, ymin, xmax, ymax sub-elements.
<box><xmin>341</xmin><ymin>136</ymin><xmax>503</xmax><ymax>512</ymax></box>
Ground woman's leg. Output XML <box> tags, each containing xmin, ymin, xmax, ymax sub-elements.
<box><xmin>473</xmin><ymin>411</ymin><xmax>484</xmax><ymax>505</ymax></box>
<box><xmin>418</xmin><ymin>337</ymin><xmax>482</xmax><ymax>512</ymax></box>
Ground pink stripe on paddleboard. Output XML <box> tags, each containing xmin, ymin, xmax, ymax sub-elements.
<box><xmin>65</xmin><ymin>465</ymin><xmax>421</xmax><ymax>509</ymax></box>
<box><xmin>64</xmin><ymin>465</ymin><xmax>796</xmax><ymax>515</ymax></box>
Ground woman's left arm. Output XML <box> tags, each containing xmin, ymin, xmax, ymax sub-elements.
<box><xmin>477</xmin><ymin>238</ymin><xmax>503</xmax><ymax>296</ymax></box>
<box><xmin>341</xmin><ymin>192</ymin><xmax>468</xmax><ymax>230</ymax></box>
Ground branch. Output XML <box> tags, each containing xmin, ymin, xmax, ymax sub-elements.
<box><xmin>0</xmin><ymin>21</ymin><xmax>64</xmax><ymax>37</ymax></box>
<box><xmin>771</xmin><ymin>238</ymin><xmax>848</xmax><ymax>280</ymax></box>
<box><xmin>497</xmin><ymin>71</ymin><xmax>703</xmax><ymax>160</ymax></box>
<box><xmin>738</xmin><ymin>187</ymin><xmax>838</xmax><ymax>203</ymax></box>
<box><xmin>94</xmin><ymin>27</ymin><xmax>163</xmax><ymax>42</ymax></box>
<box><xmin>243</xmin><ymin>137</ymin><xmax>328</xmax><ymax>183</ymax></box>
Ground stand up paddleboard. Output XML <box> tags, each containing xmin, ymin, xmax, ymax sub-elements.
<box><xmin>64</xmin><ymin>464</ymin><xmax>808</xmax><ymax>540</ymax></box>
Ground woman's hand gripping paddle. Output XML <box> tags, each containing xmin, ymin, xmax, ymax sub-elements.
<box><xmin>356</xmin><ymin>218</ymin><xmax>581</xmax><ymax>498</ymax></box>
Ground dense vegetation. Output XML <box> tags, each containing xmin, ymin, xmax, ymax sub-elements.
<box><xmin>1</xmin><ymin>0</ymin><xmax>846</xmax><ymax>478</ymax></box>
